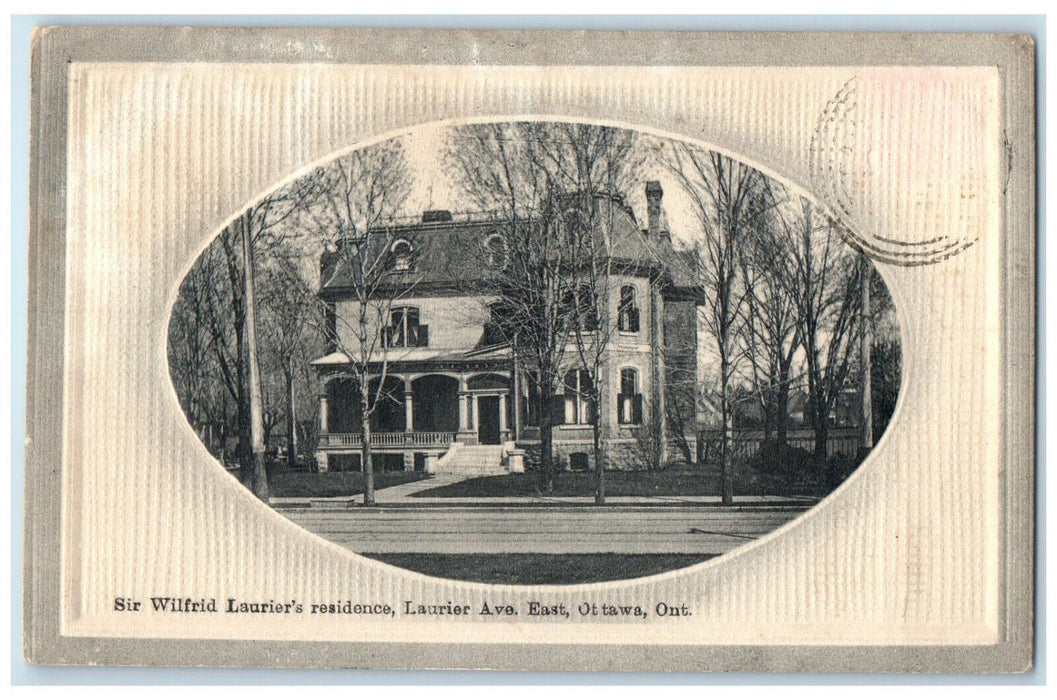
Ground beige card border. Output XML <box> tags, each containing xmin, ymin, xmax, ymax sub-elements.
<box><xmin>24</xmin><ymin>27</ymin><xmax>1036</xmax><ymax>672</ymax></box>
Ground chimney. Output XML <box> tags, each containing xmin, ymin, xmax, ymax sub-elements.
<box><xmin>422</xmin><ymin>209</ymin><xmax>453</xmax><ymax>223</ymax></box>
<box><xmin>645</xmin><ymin>181</ymin><xmax>668</xmax><ymax>241</ymax></box>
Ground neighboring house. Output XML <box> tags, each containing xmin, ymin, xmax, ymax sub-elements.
<box><xmin>310</xmin><ymin>182</ymin><xmax>703</xmax><ymax>473</ymax></box>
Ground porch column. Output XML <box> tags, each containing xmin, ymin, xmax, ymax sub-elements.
<box><xmin>456</xmin><ymin>375</ymin><xmax>475</xmax><ymax>443</ymax></box>
<box><xmin>471</xmin><ymin>395</ymin><xmax>479</xmax><ymax>431</ymax></box>
<box><xmin>319</xmin><ymin>394</ymin><xmax>329</xmax><ymax>433</ymax></box>
<box><xmin>511</xmin><ymin>366</ymin><xmax>521</xmax><ymax>440</ymax></box>
<box><xmin>404</xmin><ymin>391</ymin><xmax>414</xmax><ymax>432</ymax></box>
<box><xmin>458</xmin><ymin>392</ymin><xmax>469</xmax><ymax>431</ymax></box>
<box><xmin>499</xmin><ymin>394</ymin><xmax>508</xmax><ymax>433</ymax></box>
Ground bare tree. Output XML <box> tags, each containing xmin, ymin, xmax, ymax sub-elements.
<box><xmin>169</xmin><ymin>178</ymin><xmax>306</xmax><ymax>499</ymax></box>
<box><xmin>233</xmin><ymin>183</ymin><xmax>313</xmax><ymax>499</ymax></box>
<box><xmin>446</xmin><ymin>122</ymin><xmax>642</xmax><ymax>496</ymax></box>
<box><xmin>868</xmin><ymin>272</ymin><xmax>902</xmax><ymax>446</ymax></box>
<box><xmin>257</xmin><ymin>255</ymin><xmax>325</xmax><ymax>469</ymax></box>
<box><xmin>738</xmin><ymin>185</ymin><xmax>799</xmax><ymax>446</ymax></box>
<box><xmin>566</xmin><ymin>195</ymin><xmax>616</xmax><ymax>504</ymax></box>
<box><xmin>298</xmin><ymin>141</ymin><xmax>413</xmax><ymax>506</ymax></box>
<box><xmin>446</xmin><ymin>123</ymin><xmax>569</xmax><ymax>495</ymax></box>
<box><xmin>168</xmin><ymin>247</ymin><xmax>223</xmax><ymax>442</ymax></box>
<box><xmin>548</xmin><ymin>126</ymin><xmax>642</xmax><ymax>504</ymax></box>
<box><xmin>787</xmin><ymin>200</ymin><xmax>863</xmax><ymax>466</ymax></box>
<box><xmin>662</xmin><ymin>144</ymin><xmax>772</xmax><ymax>506</ymax></box>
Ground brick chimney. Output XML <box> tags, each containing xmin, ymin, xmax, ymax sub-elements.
<box><xmin>645</xmin><ymin>180</ymin><xmax>669</xmax><ymax>241</ymax></box>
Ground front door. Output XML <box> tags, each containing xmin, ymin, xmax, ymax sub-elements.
<box><xmin>477</xmin><ymin>395</ymin><xmax>501</xmax><ymax>445</ymax></box>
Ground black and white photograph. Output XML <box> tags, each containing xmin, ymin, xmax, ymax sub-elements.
<box><xmin>23</xmin><ymin>27</ymin><xmax>1034</xmax><ymax>672</ymax></box>
<box><xmin>167</xmin><ymin>121</ymin><xmax>901</xmax><ymax>584</ymax></box>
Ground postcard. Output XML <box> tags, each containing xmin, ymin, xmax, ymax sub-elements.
<box><xmin>23</xmin><ymin>27</ymin><xmax>1035</xmax><ymax>671</ymax></box>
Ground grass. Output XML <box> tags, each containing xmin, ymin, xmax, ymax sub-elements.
<box><xmin>265</xmin><ymin>469</ymin><xmax>430</xmax><ymax>498</ymax></box>
<box><xmin>360</xmin><ymin>552</ymin><xmax>718</xmax><ymax>585</ymax></box>
<box><xmin>410</xmin><ymin>466</ymin><xmax>829</xmax><ymax>499</ymax></box>
<box><xmin>410</xmin><ymin>469</ymin><xmax>728</xmax><ymax>498</ymax></box>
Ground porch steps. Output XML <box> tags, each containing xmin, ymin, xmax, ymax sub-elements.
<box><xmin>435</xmin><ymin>444</ymin><xmax>507</xmax><ymax>476</ymax></box>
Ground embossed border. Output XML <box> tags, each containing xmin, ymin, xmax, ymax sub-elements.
<box><xmin>23</xmin><ymin>27</ymin><xmax>1035</xmax><ymax>672</ymax></box>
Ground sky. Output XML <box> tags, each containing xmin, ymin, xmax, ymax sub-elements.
<box><xmin>399</xmin><ymin>122</ymin><xmax>701</xmax><ymax>248</ymax></box>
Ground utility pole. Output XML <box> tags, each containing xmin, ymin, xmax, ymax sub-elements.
<box><xmin>859</xmin><ymin>252</ymin><xmax>873</xmax><ymax>451</ymax></box>
<box><xmin>242</xmin><ymin>213</ymin><xmax>270</xmax><ymax>500</ymax></box>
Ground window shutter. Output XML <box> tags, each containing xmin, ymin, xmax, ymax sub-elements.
<box><xmin>629</xmin><ymin>308</ymin><xmax>640</xmax><ymax>333</ymax></box>
<box><xmin>633</xmin><ymin>395</ymin><xmax>644</xmax><ymax>424</ymax></box>
<box><xmin>549</xmin><ymin>395</ymin><xmax>566</xmax><ymax>425</ymax></box>
<box><xmin>417</xmin><ymin>324</ymin><xmax>429</xmax><ymax>347</ymax></box>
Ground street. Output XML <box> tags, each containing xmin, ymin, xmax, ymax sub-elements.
<box><xmin>278</xmin><ymin>505</ymin><xmax>810</xmax><ymax>555</ymax></box>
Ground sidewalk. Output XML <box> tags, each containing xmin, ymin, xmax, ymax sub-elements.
<box><xmin>269</xmin><ymin>473</ymin><xmax>818</xmax><ymax>510</ymax></box>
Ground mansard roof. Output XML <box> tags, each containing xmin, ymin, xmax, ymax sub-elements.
<box><xmin>317</xmin><ymin>192</ymin><xmax>700</xmax><ymax>299</ymax></box>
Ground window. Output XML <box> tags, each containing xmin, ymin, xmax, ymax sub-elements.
<box><xmin>483</xmin><ymin>301</ymin><xmax>513</xmax><ymax>345</ymax></box>
<box><xmin>324</xmin><ymin>302</ymin><xmax>338</xmax><ymax>352</ymax></box>
<box><xmin>558</xmin><ymin>204</ymin><xmax>590</xmax><ymax>246</ymax></box>
<box><xmin>484</xmin><ymin>234</ymin><xmax>507</xmax><ymax>269</ymax></box>
<box><xmin>561</xmin><ymin>286</ymin><xmax>599</xmax><ymax>332</ymax></box>
<box><xmin>390</xmin><ymin>239</ymin><xmax>414</xmax><ymax>272</ymax></box>
<box><xmin>618</xmin><ymin>285</ymin><xmax>640</xmax><ymax>333</ymax></box>
<box><xmin>618</xmin><ymin>368</ymin><xmax>643</xmax><ymax>424</ymax></box>
<box><xmin>563</xmin><ymin>369</ymin><xmax>594</xmax><ymax>425</ymax></box>
<box><xmin>384</xmin><ymin>306</ymin><xmax>428</xmax><ymax>348</ymax></box>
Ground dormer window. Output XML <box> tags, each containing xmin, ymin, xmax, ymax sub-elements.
<box><xmin>383</xmin><ymin>306</ymin><xmax>428</xmax><ymax>348</ymax></box>
<box><xmin>484</xmin><ymin>234</ymin><xmax>507</xmax><ymax>269</ymax></box>
<box><xmin>618</xmin><ymin>284</ymin><xmax>640</xmax><ymax>333</ymax></box>
<box><xmin>390</xmin><ymin>239</ymin><xmax>414</xmax><ymax>272</ymax></box>
<box><xmin>559</xmin><ymin>205</ymin><xmax>588</xmax><ymax>246</ymax></box>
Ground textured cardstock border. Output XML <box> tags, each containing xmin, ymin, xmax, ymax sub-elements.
<box><xmin>23</xmin><ymin>27</ymin><xmax>1036</xmax><ymax>672</ymax></box>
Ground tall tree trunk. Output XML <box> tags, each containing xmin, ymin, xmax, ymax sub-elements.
<box><xmin>593</xmin><ymin>391</ymin><xmax>605</xmax><ymax>505</ymax></box>
<box><xmin>538</xmin><ymin>386</ymin><xmax>556</xmax><ymax>496</ymax></box>
<box><xmin>242</xmin><ymin>216</ymin><xmax>269</xmax><ymax>501</ymax></box>
<box><xmin>860</xmin><ymin>253</ymin><xmax>874</xmax><ymax>451</ymax></box>
<box><xmin>776</xmin><ymin>363</ymin><xmax>791</xmax><ymax>446</ymax></box>
<box><xmin>539</xmin><ymin>422</ymin><xmax>554</xmax><ymax>495</ymax></box>
<box><xmin>360</xmin><ymin>381</ymin><xmax>375</xmax><ymax>506</ymax></box>
<box><xmin>813</xmin><ymin>419</ymin><xmax>828</xmax><ymax>462</ymax></box>
<box><xmin>814</xmin><ymin>418</ymin><xmax>830</xmax><ymax>494</ymax></box>
<box><xmin>285</xmin><ymin>364</ymin><xmax>297</xmax><ymax>468</ymax></box>
<box><xmin>719</xmin><ymin>355</ymin><xmax>734</xmax><ymax>506</ymax></box>
<box><xmin>236</xmin><ymin>330</ymin><xmax>250</xmax><ymax>477</ymax></box>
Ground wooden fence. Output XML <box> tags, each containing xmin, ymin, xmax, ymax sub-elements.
<box><xmin>698</xmin><ymin>427</ymin><xmax>863</xmax><ymax>463</ymax></box>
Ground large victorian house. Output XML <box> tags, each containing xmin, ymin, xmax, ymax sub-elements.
<box><xmin>310</xmin><ymin>181</ymin><xmax>703</xmax><ymax>474</ymax></box>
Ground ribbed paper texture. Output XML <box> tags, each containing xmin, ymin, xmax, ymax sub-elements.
<box><xmin>61</xmin><ymin>64</ymin><xmax>1001</xmax><ymax>644</ymax></box>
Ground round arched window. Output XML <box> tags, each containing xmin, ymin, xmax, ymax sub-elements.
<box><xmin>390</xmin><ymin>239</ymin><xmax>414</xmax><ymax>272</ymax></box>
<box><xmin>484</xmin><ymin>234</ymin><xmax>507</xmax><ymax>269</ymax></box>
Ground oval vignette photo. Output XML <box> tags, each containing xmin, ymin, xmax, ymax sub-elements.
<box><xmin>167</xmin><ymin>121</ymin><xmax>902</xmax><ymax>586</ymax></box>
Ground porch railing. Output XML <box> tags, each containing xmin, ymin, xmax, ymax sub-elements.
<box><xmin>320</xmin><ymin>431</ymin><xmax>456</xmax><ymax>449</ymax></box>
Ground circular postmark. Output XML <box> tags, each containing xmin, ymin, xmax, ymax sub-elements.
<box><xmin>809</xmin><ymin>77</ymin><xmax>980</xmax><ymax>267</ymax></box>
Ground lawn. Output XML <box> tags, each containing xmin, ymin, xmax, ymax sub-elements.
<box><xmin>361</xmin><ymin>552</ymin><xmax>718</xmax><ymax>585</ymax></box>
<box><xmin>265</xmin><ymin>469</ymin><xmax>430</xmax><ymax>498</ymax></box>
<box><xmin>409</xmin><ymin>469</ymin><xmax>724</xmax><ymax>498</ymax></box>
<box><xmin>410</xmin><ymin>467</ymin><xmax>823</xmax><ymax>498</ymax></box>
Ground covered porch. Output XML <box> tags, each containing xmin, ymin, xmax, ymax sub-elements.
<box><xmin>314</xmin><ymin>369</ymin><xmax>516</xmax><ymax>472</ymax></box>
